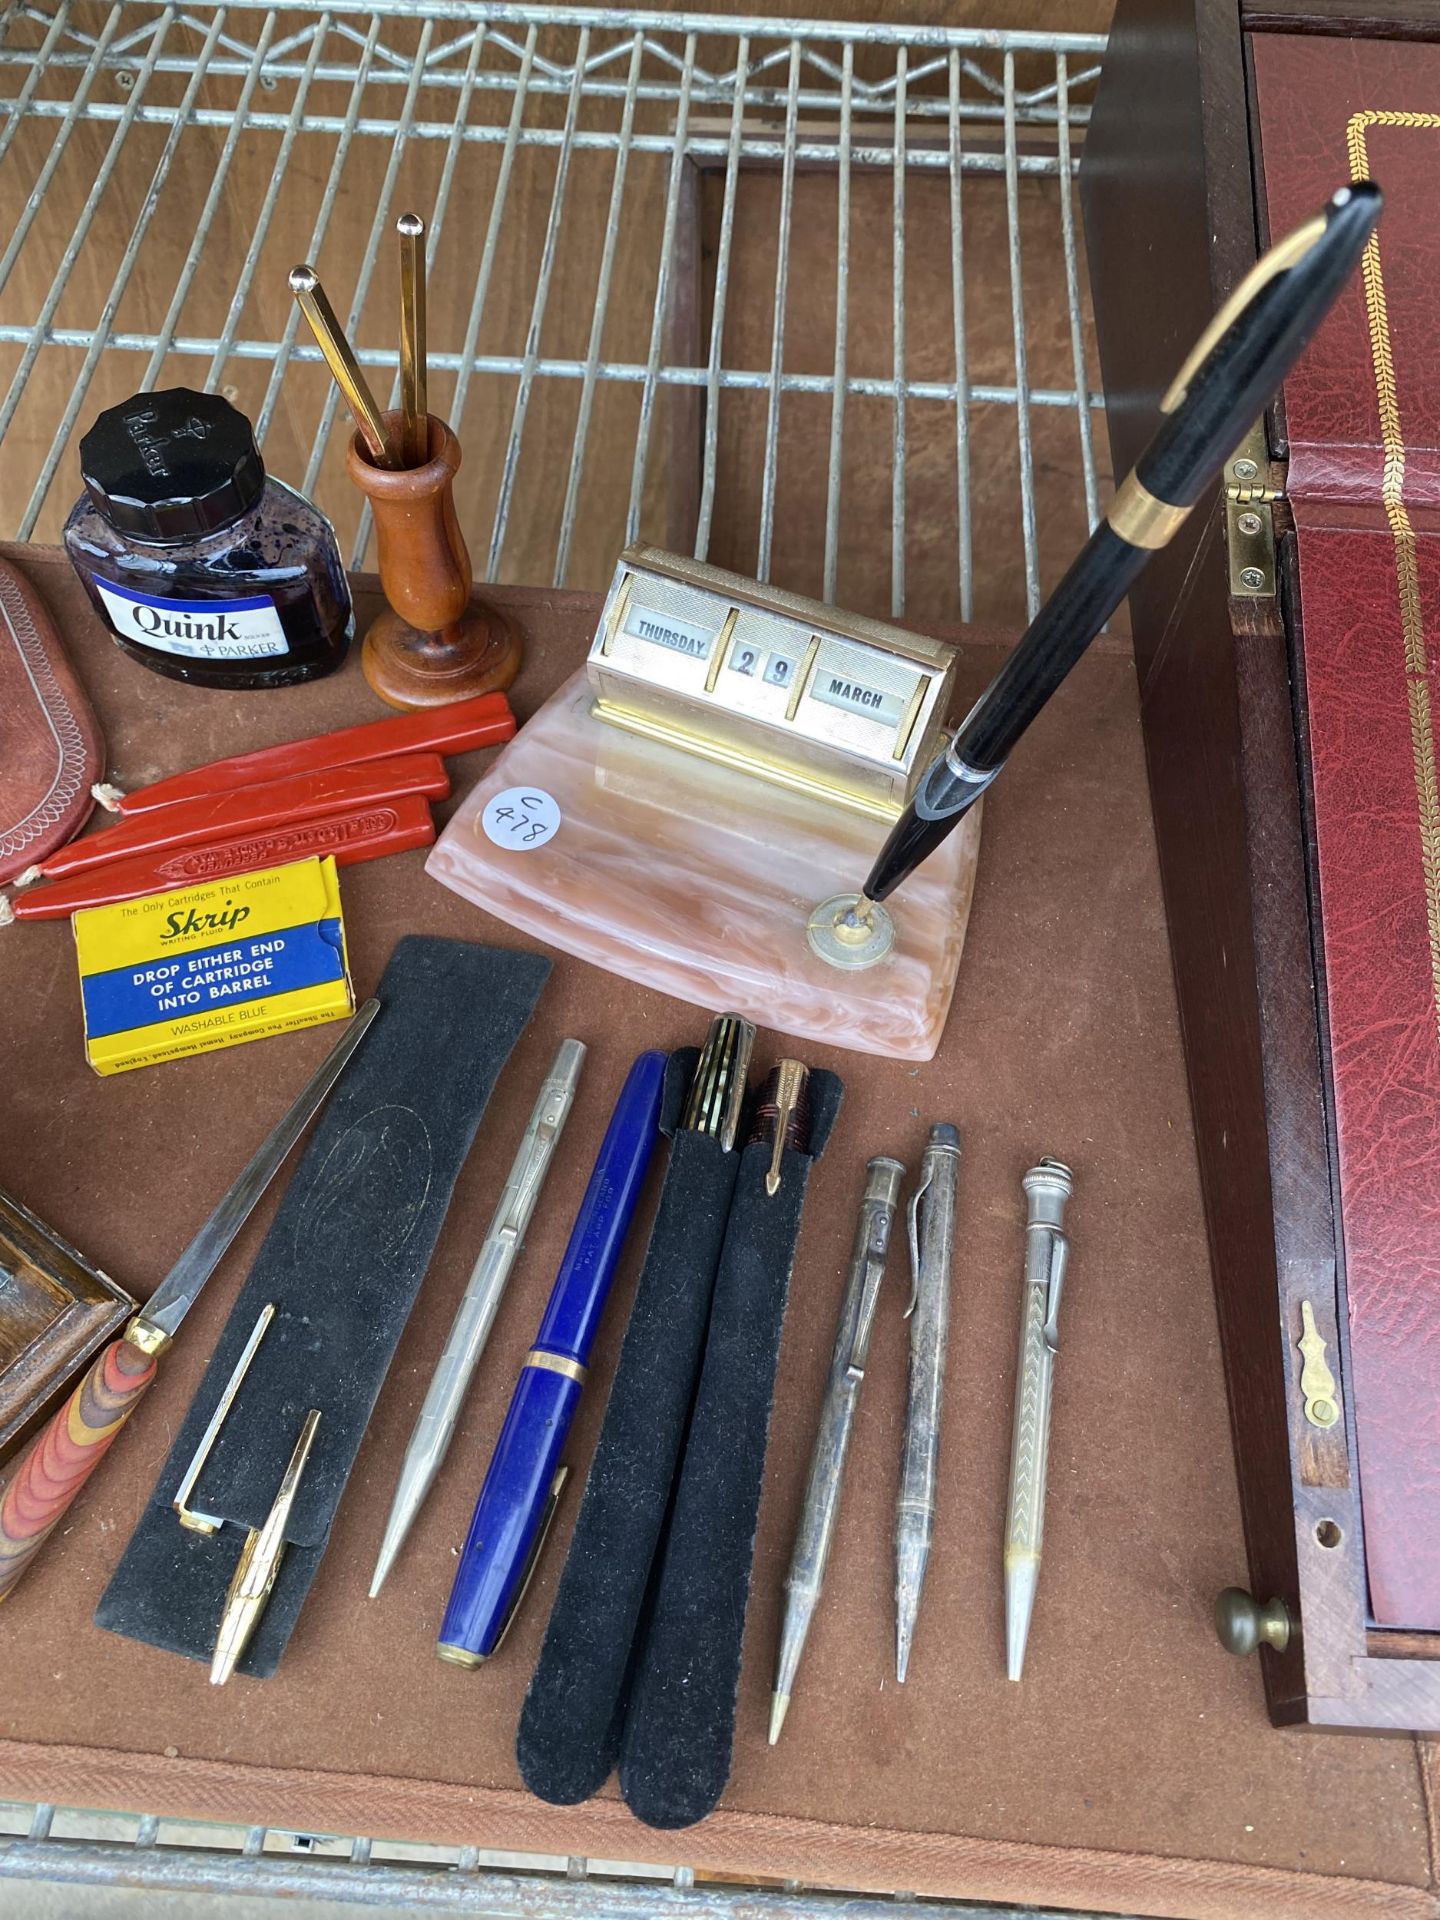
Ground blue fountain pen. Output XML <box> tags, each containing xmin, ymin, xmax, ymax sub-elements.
<box><xmin>437</xmin><ymin>1048</ymin><xmax>668</xmax><ymax>1666</ymax></box>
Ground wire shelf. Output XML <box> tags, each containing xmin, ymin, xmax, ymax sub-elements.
<box><xmin>0</xmin><ymin>1798</ymin><xmax>1111</xmax><ymax>1917</ymax></box>
<box><xmin>0</xmin><ymin>0</ymin><xmax>1107</xmax><ymax>631</ymax></box>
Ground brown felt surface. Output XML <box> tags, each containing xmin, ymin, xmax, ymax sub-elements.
<box><xmin>0</xmin><ymin>543</ymin><xmax>1434</xmax><ymax>1919</ymax></box>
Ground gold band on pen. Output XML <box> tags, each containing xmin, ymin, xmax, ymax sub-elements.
<box><xmin>436</xmin><ymin>1641</ymin><xmax>484</xmax><ymax>1670</ymax></box>
<box><xmin>289</xmin><ymin>265</ymin><xmax>398</xmax><ymax>469</ymax></box>
<box><xmin>524</xmin><ymin>1349</ymin><xmax>587</xmax><ymax>1385</ymax></box>
<box><xmin>1105</xmin><ymin>471</ymin><xmax>1193</xmax><ymax>551</ymax></box>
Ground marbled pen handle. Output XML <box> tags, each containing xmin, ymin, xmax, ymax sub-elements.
<box><xmin>0</xmin><ymin>1335</ymin><xmax>157</xmax><ymax>1600</ymax></box>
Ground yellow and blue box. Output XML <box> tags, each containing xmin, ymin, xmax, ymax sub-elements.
<box><xmin>72</xmin><ymin>855</ymin><xmax>353</xmax><ymax>1075</ymax></box>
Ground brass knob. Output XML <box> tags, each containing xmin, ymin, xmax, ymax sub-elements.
<box><xmin>1215</xmin><ymin>1587</ymin><xmax>1292</xmax><ymax>1656</ymax></box>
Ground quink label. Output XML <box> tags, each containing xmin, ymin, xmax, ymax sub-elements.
<box><xmin>95</xmin><ymin>578</ymin><xmax>288</xmax><ymax>660</ymax></box>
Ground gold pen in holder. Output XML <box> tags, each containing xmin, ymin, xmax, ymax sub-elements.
<box><xmin>289</xmin><ymin>264</ymin><xmax>399</xmax><ymax>470</ymax></box>
<box><xmin>397</xmin><ymin>212</ymin><xmax>428</xmax><ymax>468</ymax></box>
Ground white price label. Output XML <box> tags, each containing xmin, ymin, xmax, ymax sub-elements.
<box><xmin>481</xmin><ymin>787</ymin><xmax>562</xmax><ymax>851</ymax></box>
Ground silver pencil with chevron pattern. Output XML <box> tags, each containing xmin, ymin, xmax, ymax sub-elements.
<box><xmin>1004</xmin><ymin>1158</ymin><xmax>1075</xmax><ymax>1682</ymax></box>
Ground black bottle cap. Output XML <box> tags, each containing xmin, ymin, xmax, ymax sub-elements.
<box><xmin>79</xmin><ymin>388</ymin><xmax>266</xmax><ymax>541</ymax></box>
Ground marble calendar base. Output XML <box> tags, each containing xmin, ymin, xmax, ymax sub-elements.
<box><xmin>427</xmin><ymin>670</ymin><xmax>981</xmax><ymax>1060</ymax></box>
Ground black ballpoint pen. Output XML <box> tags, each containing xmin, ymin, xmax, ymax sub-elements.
<box><xmin>861</xmin><ymin>179</ymin><xmax>1382</xmax><ymax>907</ymax></box>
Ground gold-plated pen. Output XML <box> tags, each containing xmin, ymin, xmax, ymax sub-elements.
<box><xmin>288</xmin><ymin>265</ymin><xmax>398</xmax><ymax>469</ymax></box>
<box><xmin>397</xmin><ymin>213</ymin><xmax>428</xmax><ymax>468</ymax></box>
<box><xmin>210</xmin><ymin>1408</ymin><xmax>321</xmax><ymax>1685</ymax></box>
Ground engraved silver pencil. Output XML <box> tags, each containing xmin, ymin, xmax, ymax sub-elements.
<box><xmin>369</xmin><ymin>1039</ymin><xmax>586</xmax><ymax>1596</ymax></box>
<box><xmin>1004</xmin><ymin>1157</ymin><xmax>1073</xmax><ymax>1681</ymax></box>
<box><xmin>770</xmin><ymin>1156</ymin><xmax>903</xmax><ymax>1743</ymax></box>
<box><xmin>894</xmin><ymin>1123</ymin><xmax>959</xmax><ymax>1683</ymax></box>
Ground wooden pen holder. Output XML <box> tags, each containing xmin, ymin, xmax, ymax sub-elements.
<box><xmin>346</xmin><ymin>411</ymin><xmax>521</xmax><ymax>711</ymax></box>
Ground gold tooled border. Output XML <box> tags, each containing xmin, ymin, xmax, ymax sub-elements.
<box><xmin>1346</xmin><ymin>114</ymin><xmax>1440</xmax><ymax>1032</ymax></box>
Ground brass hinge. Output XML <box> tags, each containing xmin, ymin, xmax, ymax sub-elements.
<box><xmin>1225</xmin><ymin>421</ymin><xmax>1279</xmax><ymax>599</ymax></box>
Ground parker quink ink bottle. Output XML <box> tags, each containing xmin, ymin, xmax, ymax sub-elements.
<box><xmin>64</xmin><ymin>387</ymin><xmax>353</xmax><ymax>690</ymax></box>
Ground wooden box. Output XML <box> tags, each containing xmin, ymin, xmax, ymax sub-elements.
<box><xmin>1081</xmin><ymin>0</ymin><xmax>1440</xmax><ymax>1733</ymax></box>
<box><xmin>0</xmin><ymin>1189</ymin><xmax>133</xmax><ymax>1464</ymax></box>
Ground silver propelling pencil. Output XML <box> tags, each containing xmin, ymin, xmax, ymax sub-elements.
<box><xmin>368</xmin><ymin>1038</ymin><xmax>586</xmax><ymax>1596</ymax></box>
<box><xmin>1004</xmin><ymin>1157</ymin><xmax>1073</xmax><ymax>1680</ymax></box>
<box><xmin>895</xmin><ymin>1122</ymin><xmax>959</xmax><ymax>1683</ymax></box>
<box><xmin>770</xmin><ymin>1156</ymin><xmax>903</xmax><ymax>1743</ymax></box>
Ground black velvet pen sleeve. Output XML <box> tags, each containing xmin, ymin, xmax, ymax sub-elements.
<box><xmin>94</xmin><ymin>936</ymin><xmax>549</xmax><ymax>1677</ymax></box>
<box><xmin>617</xmin><ymin>1069</ymin><xmax>842</xmax><ymax>1831</ymax></box>
<box><xmin>516</xmin><ymin>1121</ymin><xmax>741</xmax><ymax>1804</ymax></box>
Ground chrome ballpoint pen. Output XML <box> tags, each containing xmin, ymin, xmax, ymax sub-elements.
<box><xmin>369</xmin><ymin>1038</ymin><xmax>586</xmax><ymax>1597</ymax></box>
<box><xmin>1005</xmin><ymin>1157</ymin><xmax>1073</xmax><ymax>1682</ymax></box>
<box><xmin>895</xmin><ymin>1123</ymin><xmax>959</xmax><ymax>1683</ymax></box>
<box><xmin>770</xmin><ymin>1156</ymin><xmax>903</xmax><ymax>1744</ymax></box>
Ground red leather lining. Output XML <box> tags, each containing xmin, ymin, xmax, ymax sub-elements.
<box><xmin>1254</xmin><ymin>31</ymin><xmax>1440</xmax><ymax>1631</ymax></box>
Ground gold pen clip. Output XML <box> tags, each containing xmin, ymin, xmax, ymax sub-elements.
<box><xmin>210</xmin><ymin>1407</ymin><xmax>321</xmax><ymax>1685</ymax></box>
<box><xmin>436</xmin><ymin>1467</ymin><xmax>571</xmax><ymax>1670</ymax></box>
<box><xmin>174</xmin><ymin>1304</ymin><xmax>276</xmax><ymax>1534</ymax></box>
<box><xmin>1159</xmin><ymin>211</ymin><xmax>1328</xmax><ymax>415</ymax></box>
<box><xmin>490</xmin><ymin>1465</ymin><xmax>570</xmax><ymax>1661</ymax></box>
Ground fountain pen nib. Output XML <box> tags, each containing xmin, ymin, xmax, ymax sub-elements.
<box><xmin>768</xmin><ymin>1691</ymin><xmax>791</xmax><ymax>1746</ymax></box>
